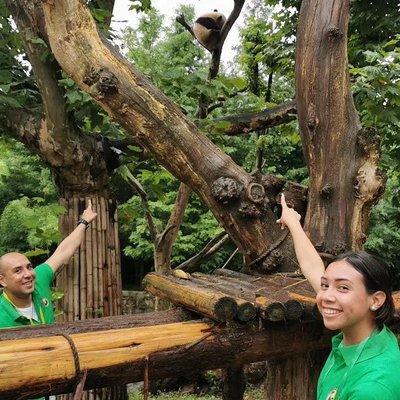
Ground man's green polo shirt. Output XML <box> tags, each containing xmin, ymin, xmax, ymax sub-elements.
<box><xmin>0</xmin><ymin>263</ymin><xmax>54</xmax><ymax>328</ymax></box>
<box><xmin>317</xmin><ymin>325</ymin><xmax>400</xmax><ymax>400</ymax></box>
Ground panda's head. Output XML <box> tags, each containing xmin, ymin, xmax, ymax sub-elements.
<box><xmin>193</xmin><ymin>10</ymin><xmax>227</xmax><ymax>52</ymax></box>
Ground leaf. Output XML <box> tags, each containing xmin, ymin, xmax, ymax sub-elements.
<box><xmin>29</xmin><ymin>37</ymin><xmax>48</xmax><ymax>47</ymax></box>
<box><xmin>24</xmin><ymin>248</ymin><xmax>49</xmax><ymax>257</ymax></box>
<box><xmin>0</xmin><ymin>95</ymin><xmax>22</xmax><ymax>108</ymax></box>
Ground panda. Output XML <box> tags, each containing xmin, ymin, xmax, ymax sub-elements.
<box><xmin>193</xmin><ymin>10</ymin><xmax>227</xmax><ymax>52</ymax></box>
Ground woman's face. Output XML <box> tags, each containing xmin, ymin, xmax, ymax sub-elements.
<box><xmin>316</xmin><ymin>260</ymin><xmax>378</xmax><ymax>337</ymax></box>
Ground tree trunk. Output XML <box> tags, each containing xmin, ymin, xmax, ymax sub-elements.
<box><xmin>266</xmin><ymin>1</ymin><xmax>386</xmax><ymax>398</ymax></box>
<box><xmin>222</xmin><ymin>366</ymin><xmax>246</xmax><ymax>400</ymax></box>
<box><xmin>265</xmin><ymin>351</ymin><xmax>329</xmax><ymax>400</ymax></box>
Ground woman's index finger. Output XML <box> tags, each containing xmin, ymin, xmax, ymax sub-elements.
<box><xmin>280</xmin><ymin>193</ymin><xmax>287</xmax><ymax>208</ymax></box>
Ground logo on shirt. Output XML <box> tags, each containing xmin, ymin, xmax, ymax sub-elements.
<box><xmin>41</xmin><ymin>298</ymin><xmax>49</xmax><ymax>307</ymax></box>
<box><xmin>326</xmin><ymin>388</ymin><xmax>337</xmax><ymax>400</ymax></box>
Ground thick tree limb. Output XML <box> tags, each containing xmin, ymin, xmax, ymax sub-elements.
<box><xmin>213</xmin><ymin>100</ymin><xmax>297</xmax><ymax>135</ymax></box>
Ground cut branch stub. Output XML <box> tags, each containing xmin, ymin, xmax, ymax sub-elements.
<box><xmin>211</xmin><ymin>177</ymin><xmax>243</xmax><ymax>204</ymax></box>
<box><xmin>238</xmin><ymin>201</ymin><xmax>264</xmax><ymax>219</ymax></box>
<box><xmin>261</xmin><ymin>249</ymin><xmax>284</xmax><ymax>273</ymax></box>
<box><xmin>83</xmin><ymin>67</ymin><xmax>118</xmax><ymax>98</ymax></box>
<box><xmin>246</xmin><ymin>183</ymin><xmax>265</xmax><ymax>204</ymax></box>
<box><xmin>356</xmin><ymin>127</ymin><xmax>381</xmax><ymax>157</ymax></box>
<box><xmin>327</xmin><ymin>26</ymin><xmax>344</xmax><ymax>40</ymax></box>
<box><xmin>320</xmin><ymin>184</ymin><xmax>333</xmax><ymax>200</ymax></box>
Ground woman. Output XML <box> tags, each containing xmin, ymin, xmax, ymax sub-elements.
<box><xmin>277</xmin><ymin>194</ymin><xmax>400</xmax><ymax>400</ymax></box>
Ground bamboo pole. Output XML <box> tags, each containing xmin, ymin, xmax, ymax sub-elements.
<box><xmin>114</xmin><ymin>201</ymin><xmax>122</xmax><ymax>314</ymax></box>
<box><xmin>73</xmin><ymin>196</ymin><xmax>80</xmax><ymax>320</ymax></box>
<box><xmin>91</xmin><ymin>196</ymin><xmax>99</xmax><ymax>318</ymax></box>
<box><xmin>85</xmin><ymin>196</ymin><xmax>93</xmax><ymax>319</ymax></box>
<box><xmin>57</xmin><ymin>198</ymin><xmax>68</xmax><ymax>323</ymax></box>
<box><xmin>67</xmin><ymin>198</ymin><xmax>74</xmax><ymax>322</ymax></box>
<box><xmin>96</xmin><ymin>196</ymin><xmax>104</xmax><ymax>318</ymax></box>
<box><xmin>99</xmin><ymin>197</ymin><xmax>106</xmax><ymax>318</ymax></box>
<box><xmin>79</xmin><ymin>198</ymin><xmax>87</xmax><ymax>321</ymax></box>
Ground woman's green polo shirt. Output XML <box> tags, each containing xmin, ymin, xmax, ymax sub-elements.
<box><xmin>0</xmin><ymin>263</ymin><xmax>54</xmax><ymax>328</ymax></box>
<box><xmin>317</xmin><ymin>325</ymin><xmax>400</xmax><ymax>400</ymax></box>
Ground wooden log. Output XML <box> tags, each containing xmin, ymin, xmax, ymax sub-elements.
<box><xmin>2</xmin><ymin>306</ymin><xmax>400</xmax><ymax>399</ymax></box>
<box><xmin>190</xmin><ymin>274</ymin><xmax>257</xmax><ymax>322</ymax></box>
<box><xmin>0</xmin><ymin>308</ymin><xmax>192</xmax><ymax>340</ymax></box>
<box><xmin>0</xmin><ymin>315</ymin><xmax>334</xmax><ymax>400</ymax></box>
<box><xmin>255</xmin><ymin>296</ymin><xmax>286</xmax><ymax>322</ymax></box>
<box><xmin>143</xmin><ymin>273</ymin><xmax>238</xmax><ymax>322</ymax></box>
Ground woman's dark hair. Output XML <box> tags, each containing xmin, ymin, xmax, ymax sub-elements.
<box><xmin>332</xmin><ymin>251</ymin><xmax>395</xmax><ymax>326</ymax></box>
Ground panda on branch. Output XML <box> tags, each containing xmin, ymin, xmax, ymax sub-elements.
<box><xmin>193</xmin><ymin>10</ymin><xmax>227</xmax><ymax>52</ymax></box>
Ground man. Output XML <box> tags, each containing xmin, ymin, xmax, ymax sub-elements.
<box><xmin>0</xmin><ymin>200</ymin><xmax>97</xmax><ymax>328</ymax></box>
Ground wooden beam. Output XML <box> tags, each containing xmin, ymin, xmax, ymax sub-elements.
<box><xmin>0</xmin><ymin>317</ymin><xmax>333</xmax><ymax>399</ymax></box>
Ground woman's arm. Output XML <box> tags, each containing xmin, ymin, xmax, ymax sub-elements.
<box><xmin>277</xmin><ymin>194</ymin><xmax>324</xmax><ymax>293</ymax></box>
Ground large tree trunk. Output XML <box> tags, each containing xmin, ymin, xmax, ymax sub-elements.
<box><xmin>4</xmin><ymin>2</ymin><xmax>127</xmax><ymax>398</ymax></box>
<box><xmin>265</xmin><ymin>1</ymin><xmax>386</xmax><ymax>398</ymax></box>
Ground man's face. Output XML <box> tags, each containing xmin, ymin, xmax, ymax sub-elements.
<box><xmin>0</xmin><ymin>253</ymin><xmax>36</xmax><ymax>298</ymax></box>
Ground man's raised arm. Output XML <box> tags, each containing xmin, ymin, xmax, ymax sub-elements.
<box><xmin>46</xmin><ymin>200</ymin><xmax>97</xmax><ymax>273</ymax></box>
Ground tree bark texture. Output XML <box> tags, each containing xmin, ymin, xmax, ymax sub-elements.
<box><xmin>38</xmin><ymin>0</ymin><xmax>298</xmax><ymax>273</ymax></box>
<box><xmin>295</xmin><ymin>0</ymin><xmax>385</xmax><ymax>254</ymax></box>
<box><xmin>214</xmin><ymin>100</ymin><xmax>297</xmax><ymax>135</ymax></box>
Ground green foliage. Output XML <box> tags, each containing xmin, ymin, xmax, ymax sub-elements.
<box><xmin>128</xmin><ymin>386</ymin><xmax>264</xmax><ymax>400</ymax></box>
<box><xmin>0</xmin><ymin>197</ymin><xmax>64</xmax><ymax>254</ymax></box>
<box><xmin>0</xmin><ymin>138</ymin><xmax>58</xmax><ymax>209</ymax></box>
<box><xmin>0</xmin><ymin>1</ymin><xmax>39</xmax><ymax>111</ymax></box>
<box><xmin>0</xmin><ymin>137</ymin><xmax>62</xmax><ymax>255</ymax></box>
<box><xmin>365</xmin><ymin>170</ymin><xmax>400</xmax><ymax>285</ymax></box>
<box><xmin>117</xmin><ymin>163</ymin><xmax>226</xmax><ymax>270</ymax></box>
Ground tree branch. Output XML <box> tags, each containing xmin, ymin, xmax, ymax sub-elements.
<box><xmin>212</xmin><ymin>100</ymin><xmax>297</xmax><ymax>135</ymax></box>
<box><xmin>155</xmin><ymin>183</ymin><xmax>192</xmax><ymax>274</ymax></box>
<box><xmin>176</xmin><ymin>232</ymin><xmax>231</xmax><ymax>272</ymax></box>
<box><xmin>176</xmin><ymin>14</ymin><xmax>196</xmax><ymax>39</ymax></box>
<box><xmin>122</xmin><ymin>167</ymin><xmax>159</xmax><ymax>240</ymax></box>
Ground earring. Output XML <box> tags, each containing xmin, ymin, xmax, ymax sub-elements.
<box><xmin>370</xmin><ymin>306</ymin><xmax>377</xmax><ymax>311</ymax></box>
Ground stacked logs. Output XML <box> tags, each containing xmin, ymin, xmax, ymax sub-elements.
<box><xmin>143</xmin><ymin>269</ymin><xmax>319</xmax><ymax>323</ymax></box>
